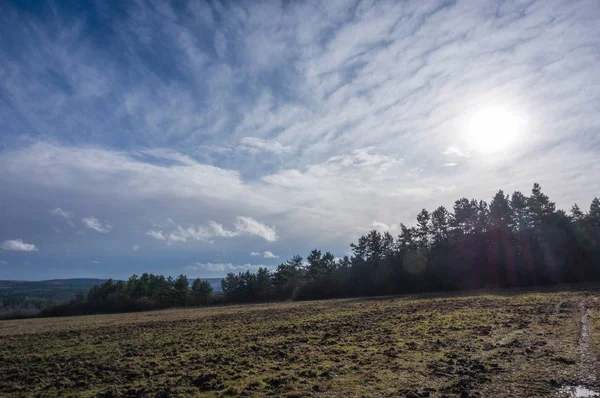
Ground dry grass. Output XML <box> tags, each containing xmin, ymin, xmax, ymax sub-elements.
<box><xmin>1</xmin><ymin>290</ymin><xmax>598</xmax><ymax>397</ymax></box>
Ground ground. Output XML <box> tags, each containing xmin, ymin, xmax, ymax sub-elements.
<box><xmin>0</xmin><ymin>289</ymin><xmax>599</xmax><ymax>397</ymax></box>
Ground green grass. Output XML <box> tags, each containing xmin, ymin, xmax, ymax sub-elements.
<box><xmin>0</xmin><ymin>290</ymin><xmax>598</xmax><ymax>397</ymax></box>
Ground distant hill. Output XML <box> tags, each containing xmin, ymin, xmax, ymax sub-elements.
<box><xmin>0</xmin><ymin>277</ymin><xmax>223</xmax><ymax>302</ymax></box>
<box><xmin>195</xmin><ymin>278</ymin><xmax>223</xmax><ymax>293</ymax></box>
<box><xmin>0</xmin><ymin>277</ymin><xmax>223</xmax><ymax>319</ymax></box>
<box><xmin>0</xmin><ymin>279</ymin><xmax>107</xmax><ymax>319</ymax></box>
<box><xmin>0</xmin><ymin>279</ymin><xmax>107</xmax><ymax>302</ymax></box>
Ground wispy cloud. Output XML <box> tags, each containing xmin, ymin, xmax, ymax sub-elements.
<box><xmin>0</xmin><ymin>239</ymin><xmax>38</xmax><ymax>252</ymax></box>
<box><xmin>146</xmin><ymin>230</ymin><xmax>167</xmax><ymax>241</ymax></box>
<box><xmin>82</xmin><ymin>217</ymin><xmax>112</xmax><ymax>234</ymax></box>
<box><xmin>139</xmin><ymin>148</ymin><xmax>197</xmax><ymax>166</ymax></box>
<box><xmin>51</xmin><ymin>207</ymin><xmax>75</xmax><ymax>227</ymax></box>
<box><xmin>250</xmin><ymin>252</ymin><xmax>260</xmax><ymax>256</ymax></box>
<box><xmin>443</xmin><ymin>147</ymin><xmax>470</xmax><ymax>158</ymax></box>
<box><xmin>240</xmin><ymin>137</ymin><xmax>292</xmax><ymax>155</ymax></box>
<box><xmin>233</xmin><ymin>217</ymin><xmax>278</xmax><ymax>242</ymax></box>
<box><xmin>147</xmin><ymin>216</ymin><xmax>277</xmax><ymax>244</ymax></box>
<box><xmin>0</xmin><ymin>1</ymin><xmax>599</xmax><ymax>279</ymax></box>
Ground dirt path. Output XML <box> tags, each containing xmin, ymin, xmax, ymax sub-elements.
<box><xmin>559</xmin><ymin>297</ymin><xmax>599</xmax><ymax>397</ymax></box>
<box><xmin>578</xmin><ymin>298</ymin><xmax>597</xmax><ymax>385</ymax></box>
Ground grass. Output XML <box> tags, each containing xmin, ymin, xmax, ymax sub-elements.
<box><xmin>0</xmin><ymin>290</ymin><xmax>599</xmax><ymax>397</ymax></box>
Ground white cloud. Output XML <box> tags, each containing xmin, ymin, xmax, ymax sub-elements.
<box><xmin>82</xmin><ymin>217</ymin><xmax>112</xmax><ymax>234</ymax></box>
<box><xmin>263</xmin><ymin>251</ymin><xmax>279</xmax><ymax>259</ymax></box>
<box><xmin>186</xmin><ymin>262</ymin><xmax>228</xmax><ymax>272</ymax></box>
<box><xmin>139</xmin><ymin>148</ymin><xmax>197</xmax><ymax>166</ymax></box>
<box><xmin>444</xmin><ymin>162</ymin><xmax>458</xmax><ymax>167</ymax></box>
<box><xmin>443</xmin><ymin>147</ymin><xmax>470</xmax><ymax>158</ymax></box>
<box><xmin>372</xmin><ymin>221</ymin><xmax>400</xmax><ymax>232</ymax></box>
<box><xmin>233</xmin><ymin>217</ymin><xmax>278</xmax><ymax>242</ymax></box>
<box><xmin>0</xmin><ymin>142</ymin><xmax>274</xmax><ymax>213</ymax></box>
<box><xmin>0</xmin><ymin>239</ymin><xmax>38</xmax><ymax>252</ymax></box>
<box><xmin>91</xmin><ymin>260</ymin><xmax>99</xmax><ymax>264</ymax></box>
<box><xmin>2</xmin><ymin>139</ymin><xmax>600</xmax><ymax>255</ymax></box>
<box><xmin>185</xmin><ymin>262</ymin><xmax>269</xmax><ymax>273</ymax></box>
<box><xmin>250</xmin><ymin>251</ymin><xmax>260</xmax><ymax>256</ymax></box>
<box><xmin>147</xmin><ymin>216</ymin><xmax>277</xmax><ymax>244</ymax></box>
<box><xmin>147</xmin><ymin>230</ymin><xmax>167</xmax><ymax>240</ymax></box>
<box><xmin>240</xmin><ymin>137</ymin><xmax>292</xmax><ymax>154</ymax></box>
<box><xmin>51</xmin><ymin>207</ymin><xmax>75</xmax><ymax>227</ymax></box>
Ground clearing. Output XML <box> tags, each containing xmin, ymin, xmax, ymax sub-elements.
<box><xmin>1</xmin><ymin>289</ymin><xmax>599</xmax><ymax>397</ymax></box>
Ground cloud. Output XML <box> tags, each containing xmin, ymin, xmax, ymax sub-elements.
<box><xmin>372</xmin><ymin>221</ymin><xmax>400</xmax><ymax>233</ymax></box>
<box><xmin>249</xmin><ymin>251</ymin><xmax>279</xmax><ymax>258</ymax></box>
<box><xmin>233</xmin><ymin>217</ymin><xmax>278</xmax><ymax>242</ymax></box>
<box><xmin>5</xmin><ymin>138</ymin><xmax>597</xmax><ymax>253</ymax></box>
<box><xmin>147</xmin><ymin>230</ymin><xmax>167</xmax><ymax>241</ymax></box>
<box><xmin>443</xmin><ymin>147</ymin><xmax>470</xmax><ymax>158</ymax></box>
<box><xmin>1</xmin><ymin>0</ymin><xmax>600</xmax><ymax>279</ymax></box>
<box><xmin>50</xmin><ymin>208</ymin><xmax>75</xmax><ymax>227</ymax></box>
<box><xmin>82</xmin><ymin>217</ymin><xmax>112</xmax><ymax>233</ymax></box>
<box><xmin>444</xmin><ymin>162</ymin><xmax>458</xmax><ymax>167</ymax></box>
<box><xmin>139</xmin><ymin>148</ymin><xmax>197</xmax><ymax>166</ymax></box>
<box><xmin>186</xmin><ymin>263</ymin><xmax>228</xmax><ymax>272</ymax></box>
<box><xmin>0</xmin><ymin>142</ymin><xmax>272</xmax><ymax>212</ymax></box>
<box><xmin>263</xmin><ymin>251</ymin><xmax>279</xmax><ymax>259</ymax></box>
<box><xmin>240</xmin><ymin>137</ymin><xmax>292</xmax><ymax>154</ymax></box>
<box><xmin>185</xmin><ymin>262</ymin><xmax>269</xmax><ymax>274</ymax></box>
<box><xmin>91</xmin><ymin>260</ymin><xmax>99</xmax><ymax>264</ymax></box>
<box><xmin>147</xmin><ymin>216</ymin><xmax>277</xmax><ymax>244</ymax></box>
<box><xmin>0</xmin><ymin>239</ymin><xmax>38</xmax><ymax>252</ymax></box>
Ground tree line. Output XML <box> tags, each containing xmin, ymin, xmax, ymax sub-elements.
<box><xmin>42</xmin><ymin>274</ymin><xmax>214</xmax><ymax>316</ymax></box>
<box><xmin>42</xmin><ymin>183</ymin><xmax>600</xmax><ymax>317</ymax></box>
<box><xmin>0</xmin><ymin>295</ymin><xmax>59</xmax><ymax>319</ymax></box>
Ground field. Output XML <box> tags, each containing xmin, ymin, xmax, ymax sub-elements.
<box><xmin>1</xmin><ymin>289</ymin><xmax>599</xmax><ymax>397</ymax></box>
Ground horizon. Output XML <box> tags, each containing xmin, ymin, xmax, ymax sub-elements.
<box><xmin>0</xmin><ymin>276</ymin><xmax>224</xmax><ymax>282</ymax></box>
<box><xmin>1</xmin><ymin>0</ymin><xmax>599</xmax><ymax>281</ymax></box>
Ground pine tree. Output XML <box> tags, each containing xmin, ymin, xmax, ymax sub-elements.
<box><xmin>490</xmin><ymin>190</ymin><xmax>512</xmax><ymax>228</ymax></box>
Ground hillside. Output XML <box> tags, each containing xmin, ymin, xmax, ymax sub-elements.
<box><xmin>0</xmin><ymin>279</ymin><xmax>107</xmax><ymax>302</ymax></box>
<box><xmin>0</xmin><ymin>278</ymin><xmax>223</xmax><ymax>318</ymax></box>
<box><xmin>0</xmin><ymin>278</ymin><xmax>222</xmax><ymax>301</ymax></box>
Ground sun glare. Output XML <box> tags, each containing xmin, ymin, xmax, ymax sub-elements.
<box><xmin>465</xmin><ymin>107</ymin><xmax>524</xmax><ymax>154</ymax></box>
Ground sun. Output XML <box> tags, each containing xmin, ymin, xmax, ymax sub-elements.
<box><xmin>464</xmin><ymin>107</ymin><xmax>524</xmax><ymax>154</ymax></box>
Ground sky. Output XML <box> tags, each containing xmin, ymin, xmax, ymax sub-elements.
<box><xmin>1</xmin><ymin>0</ymin><xmax>599</xmax><ymax>281</ymax></box>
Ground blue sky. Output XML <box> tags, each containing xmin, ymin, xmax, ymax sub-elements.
<box><xmin>1</xmin><ymin>0</ymin><xmax>599</xmax><ymax>280</ymax></box>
